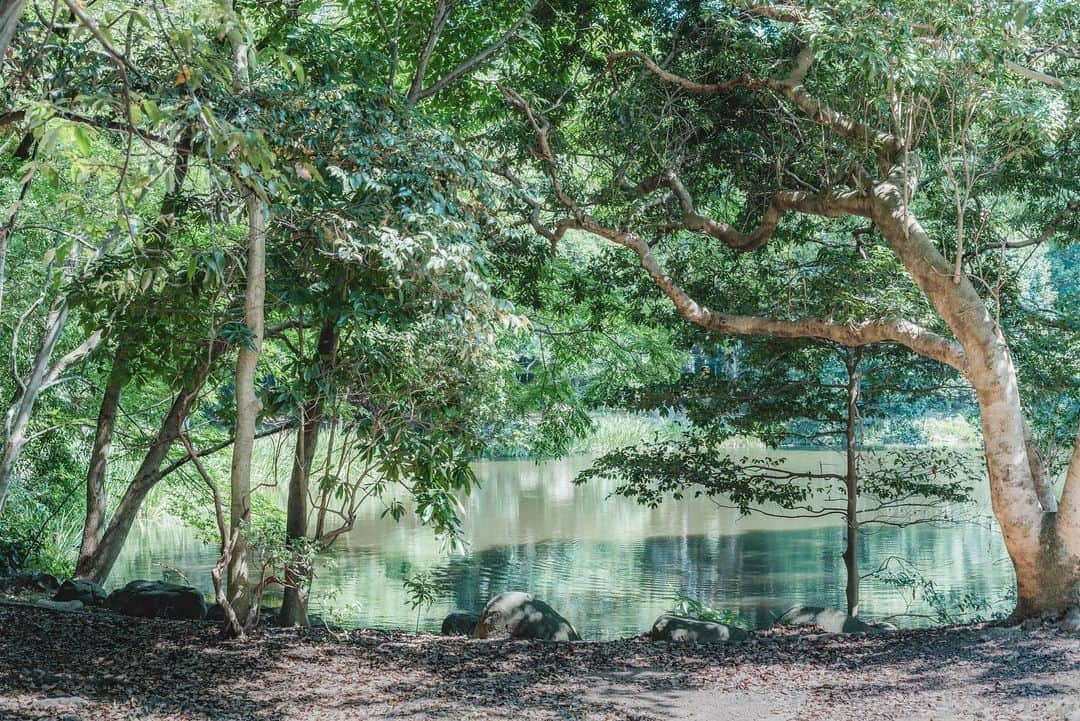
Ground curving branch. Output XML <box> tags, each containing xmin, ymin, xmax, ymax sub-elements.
<box><xmin>407</xmin><ymin>0</ymin><xmax>453</xmax><ymax>103</ymax></box>
<box><xmin>503</xmin><ymin>88</ymin><xmax>966</xmax><ymax>372</ymax></box>
<box><xmin>414</xmin><ymin>0</ymin><xmax>540</xmax><ymax>103</ymax></box>
<box><xmin>574</xmin><ymin>216</ymin><xmax>967</xmax><ymax>371</ymax></box>
<box><xmin>662</xmin><ymin>169</ymin><xmax>870</xmax><ymax>251</ymax></box>
<box><xmin>608</xmin><ymin>50</ymin><xmax>903</xmax><ymax>163</ymax></box>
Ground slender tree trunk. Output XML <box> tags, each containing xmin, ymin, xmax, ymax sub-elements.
<box><xmin>226</xmin><ymin>193</ymin><xmax>264</xmax><ymax>627</ymax></box>
<box><xmin>74</xmin><ymin>397</ymin><xmax>187</xmax><ymax>583</ymax></box>
<box><xmin>0</xmin><ymin>302</ymin><xmax>71</xmax><ymax>515</ymax></box>
<box><xmin>75</xmin><ymin>341</ymin><xmax>224</xmax><ymax>582</ymax></box>
<box><xmin>0</xmin><ymin>0</ymin><xmax>26</xmax><ymax>63</ymax></box>
<box><xmin>221</xmin><ymin>0</ymin><xmax>266</xmax><ymax>634</ymax></box>
<box><xmin>842</xmin><ymin>349</ymin><xmax>862</xmax><ymax>617</ymax></box>
<box><xmin>75</xmin><ymin>346</ymin><xmax>127</xmax><ymax>565</ymax></box>
<box><xmin>279</xmin><ymin>321</ymin><xmax>338</xmax><ymax>627</ymax></box>
<box><xmin>278</xmin><ymin>401</ymin><xmax>318</xmax><ymax>628</ymax></box>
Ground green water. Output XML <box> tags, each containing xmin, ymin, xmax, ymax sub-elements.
<box><xmin>112</xmin><ymin>451</ymin><xmax>1013</xmax><ymax>639</ymax></box>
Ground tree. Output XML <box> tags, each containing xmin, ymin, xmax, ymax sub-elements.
<box><xmin>0</xmin><ymin>1</ymin><xmax>26</xmax><ymax>63</ymax></box>
<box><xmin>502</xmin><ymin>1</ymin><xmax>1080</xmax><ymax>617</ymax></box>
<box><xmin>581</xmin><ymin>339</ymin><xmax>974</xmax><ymax>617</ymax></box>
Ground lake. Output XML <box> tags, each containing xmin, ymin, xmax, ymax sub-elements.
<box><xmin>112</xmin><ymin>451</ymin><xmax>1013</xmax><ymax>639</ymax></box>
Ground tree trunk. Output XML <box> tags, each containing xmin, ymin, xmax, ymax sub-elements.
<box><xmin>0</xmin><ymin>0</ymin><xmax>26</xmax><ymax>63</ymax></box>
<box><xmin>221</xmin><ymin>0</ymin><xmax>266</xmax><ymax>634</ymax></box>
<box><xmin>870</xmin><ymin>173</ymin><xmax>1076</xmax><ymax>617</ymax></box>
<box><xmin>0</xmin><ymin>302</ymin><xmax>71</xmax><ymax>515</ymax></box>
<box><xmin>842</xmin><ymin>349</ymin><xmax>862</xmax><ymax>618</ymax></box>
<box><xmin>279</xmin><ymin>320</ymin><xmax>339</xmax><ymax>628</ymax></box>
<box><xmin>226</xmin><ymin>192</ymin><xmax>265</xmax><ymax>628</ymax></box>
<box><xmin>74</xmin><ymin>395</ymin><xmax>187</xmax><ymax>582</ymax></box>
<box><xmin>277</xmin><ymin>405</ymin><xmax>317</xmax><ymax>628</ymax></box>
<box><xmin>75</xmin><ymin>347</ymin><xmax>127</xmax><ymax>566</ymax></box>
<box><xmin>75</xmin><ymin>341</ymin><xmax>224</xmax><ymax>582</ymax></box>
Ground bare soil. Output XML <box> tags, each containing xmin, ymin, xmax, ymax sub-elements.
<box><xmin>0</xmin><ymin>602</ymin><xmax>1078</xmax><ymax>721</ymax></box>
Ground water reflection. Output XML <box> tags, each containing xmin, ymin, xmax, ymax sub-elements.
<box><xmin>113</xmin><ymin>451</ymin><xmax>1013</xmax><ymax>639</ymax></box>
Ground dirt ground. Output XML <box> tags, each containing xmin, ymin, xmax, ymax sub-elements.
<box><xmin>0</xmin><ymin>602</ymin><xmax>1078</xmax><ymax>721</ymax></box>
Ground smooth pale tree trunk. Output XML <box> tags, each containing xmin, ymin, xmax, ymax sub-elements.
<box><xmin>279</xmin><ymin>321</ymin><xmax>339</xmax><ymax>628</ymax></box>
<box><xmin>870</xmin><ymin>170</ymin><xmax>1076</xmax><ymax>617</ymax></box>
<box><xmin>0</xmin><ymin>0</ymin><xmax>26</xmax><ymax>62</ymax></box>
<box><xmin>75</xmin><ymin>347</ymin><xmax>127</xmax><ymax>565</ymax></box>
<box><xmin>222</xmin><ymin>0</ymin><xmax>267</xmax><ymax>633</ymax></box>
<box><xmin>842</xmin><ymin>351</ymin><xmax>862</xmax><ymax>618</ymax></box>
<box><xmin>226</xmin><ymin>193</ymin><xmax>265</xmax><ymax>628</ymax></box>
<box><xmin>0</xmin><ymin>301</ymin><xmax>79</xmax><ymax>515</ymax></box>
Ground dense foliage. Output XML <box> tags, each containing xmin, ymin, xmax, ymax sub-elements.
<box><xmin>0</xmin><ymin>0</ymin><xmax>1077</xmax><ymax>629</ymax></box>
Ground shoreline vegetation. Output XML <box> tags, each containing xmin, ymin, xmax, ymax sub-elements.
<box><xmin>0</xmin><ymin>602</ymin><xmax>1075</xmax><ymax>721</ymax></box>
<box><xmin>482</xmin><ymin>410</ymin><xmax>984</xmax><ymax>461</ymax></box>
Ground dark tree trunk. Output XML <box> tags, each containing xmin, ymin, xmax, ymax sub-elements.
<box><xmin>74</xmin><ymin>341</ymin><xmax>224</xmax><ymax>582</ymax></box>
<box><xmin>842</xmin><ymin>349</ymin><xmax>862</xmax><ymax>618</ymax></box>
<box><xmin>279</xmin><ymin>321</ymin><xmax>338</xmax><ymax>627</ymax></box>
<box><xmin>75</xmin><ymin>346</ymin><xmax>128</xmax><ymax>567</ymax></box>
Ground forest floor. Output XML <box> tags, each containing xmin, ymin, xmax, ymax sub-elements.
<box><xmin>0</xmin><ymin>602</ymin><xmax>1077</xmax><ymax>721</ymax></box>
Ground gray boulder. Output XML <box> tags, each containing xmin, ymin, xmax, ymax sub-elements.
<box><xmin>441</xmin><ymin>611</ymin><xmax>479</xmax><ymax>636</ymax></box>
<box><xmin>35</xmin><ymin>598</ymin><xmax>85</xmax><ymax>612</ymax></box>
<box><xmin>3</xmin><ymin>569</ymin><xmax>60</xmax><ymax>595</ymax></box>
<box><xmin>54</xmin><ymin>579</ymin><xmax>107</xmax><ymax>606</ymax></box>
<box><xmin>776</xmin><ymin>605</ymin><xmax>826</xmax><ymax>627</ymax></box>
<box><xmin>473</xmin><ymin>591</ymin><xmax>580</xmax><ymax>641</ymax></box>
<box><xmin>775</xmin><ymin>604</ymin><xmax>893</xmax><ymax>634</ymax></box>
<box><xmin>106</xmin><ymin>580</ymin><xmax>207</xmax><ymax>620</ymax></box>
<box><xmin>649</xmin><ymin>614</ymin><xmax>749</xmax><ymax>643</ymax></box>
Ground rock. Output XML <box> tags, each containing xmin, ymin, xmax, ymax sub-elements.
<box><xmin>441</xmin><ymin>611</ymin><xmax>479</xmax><ymax>636</ymax></box>
<box><xmin>648</xmin><ymin>614</ymin><xmax>749</xmax><ymax>643</ymax></box>
<box><xmin>206</xmin><ymin>603</ymin><xmax>225</xmax><ymax>622</ymax></box>
<box><xmin>775</xmin><ymin>604</ymin><xmax>891</xmax><ymax>634</ymax></box>
<box><xmin>3</xmin><ymin>569</ymin><xmax>60</xmax><ymax>595</ymax></box>
<box><xmin>54</xmin><ymin>579</ymin><xmax>107</xmax><ymax>606</ymax></box>
<box><xmin>1061</xmin><ymin>607</ymin><xmax>1080</xmax><ymax>633</ymax></box>
<box><xmin>35</xmin><ymin>598</ymin><xmax>85</xmax><ymax>612</ymax></box>
<box><xmin>776</xmin><ymin>605</ymin><xmax>826</xmax><ymax>627</ymax></box>
<box><xmin>472</xmin><ymin>591</ymin><xmax>580</xmax><ymax>641</ymax></box>
<box><xmin>106</xmin><ymin>580</ymin><xmax>207</xmax><ymax>620</ymax></box>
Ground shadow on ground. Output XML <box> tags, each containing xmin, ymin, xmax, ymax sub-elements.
<box><xmin>0</xmin><ymin>603</ymin><xmax>1076</xmax><ymax>720</ymax></box>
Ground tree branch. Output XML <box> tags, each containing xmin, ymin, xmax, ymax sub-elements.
<box><xmin>407</xmin><ymin>0</ymin><xmax>453</xmax><ymax>103</ymax></box>
<box><xmin>414</xmin><ymin>0</ymin><xmax>540</xmax><ymax>102</ymax></box>
<box><xmin>608</xmin><ymin>50</ymin><xmax>902</xmax><ymax>163</ymax></box>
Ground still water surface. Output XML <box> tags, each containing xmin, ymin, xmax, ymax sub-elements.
<box><xmin>113</xmin><ymin>452</ymin><xmax>1012</xmax><ymax>639</ymax></box>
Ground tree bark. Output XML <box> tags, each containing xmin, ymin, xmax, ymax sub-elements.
<box><xmin>222</xmin><ymin>0</ymin><xmax>266</xmax><ymax>634</ymax></box>
<box><xmin>74</xmin><ymin>341</ymin><xmax>225</xmax><ymax>582</ymax></box>
<box><xmin>279</xmin><ymin>321</ymin><xmax>339</xmax><ymax>627</ymax></box>
<box><xmin>0</xmin><ymin>0</ymin><xmax>25</xmax><ymax>63</ymax></box>
<box><xmin>843</xmin><ymin>350</ymin><xmax>862</xmax><ymax>618</ymax></box>
<box><xmin>226</xmin><ymin>192</ymin><xmax>264</xmax><ymax>627</ymax></box>
<box><xmin>75</xmin><ymin>346</ymin><xmax>127</xmax><ymax>566</ymax></box>
<box><xmin>869</xmin><ymin>171</ymin><xmax>1070</xmax><ymax>616</ymax></box>
<box><xmin>0</xmin><ymin>301</ymin><xmax>74</xmax><ymax>515</ymax></box>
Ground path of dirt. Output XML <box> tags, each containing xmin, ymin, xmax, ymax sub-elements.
<box><xmin>0</xmin><ymin>603</ymin><xmax>1078</xmax><ymax>720</ymax></box>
